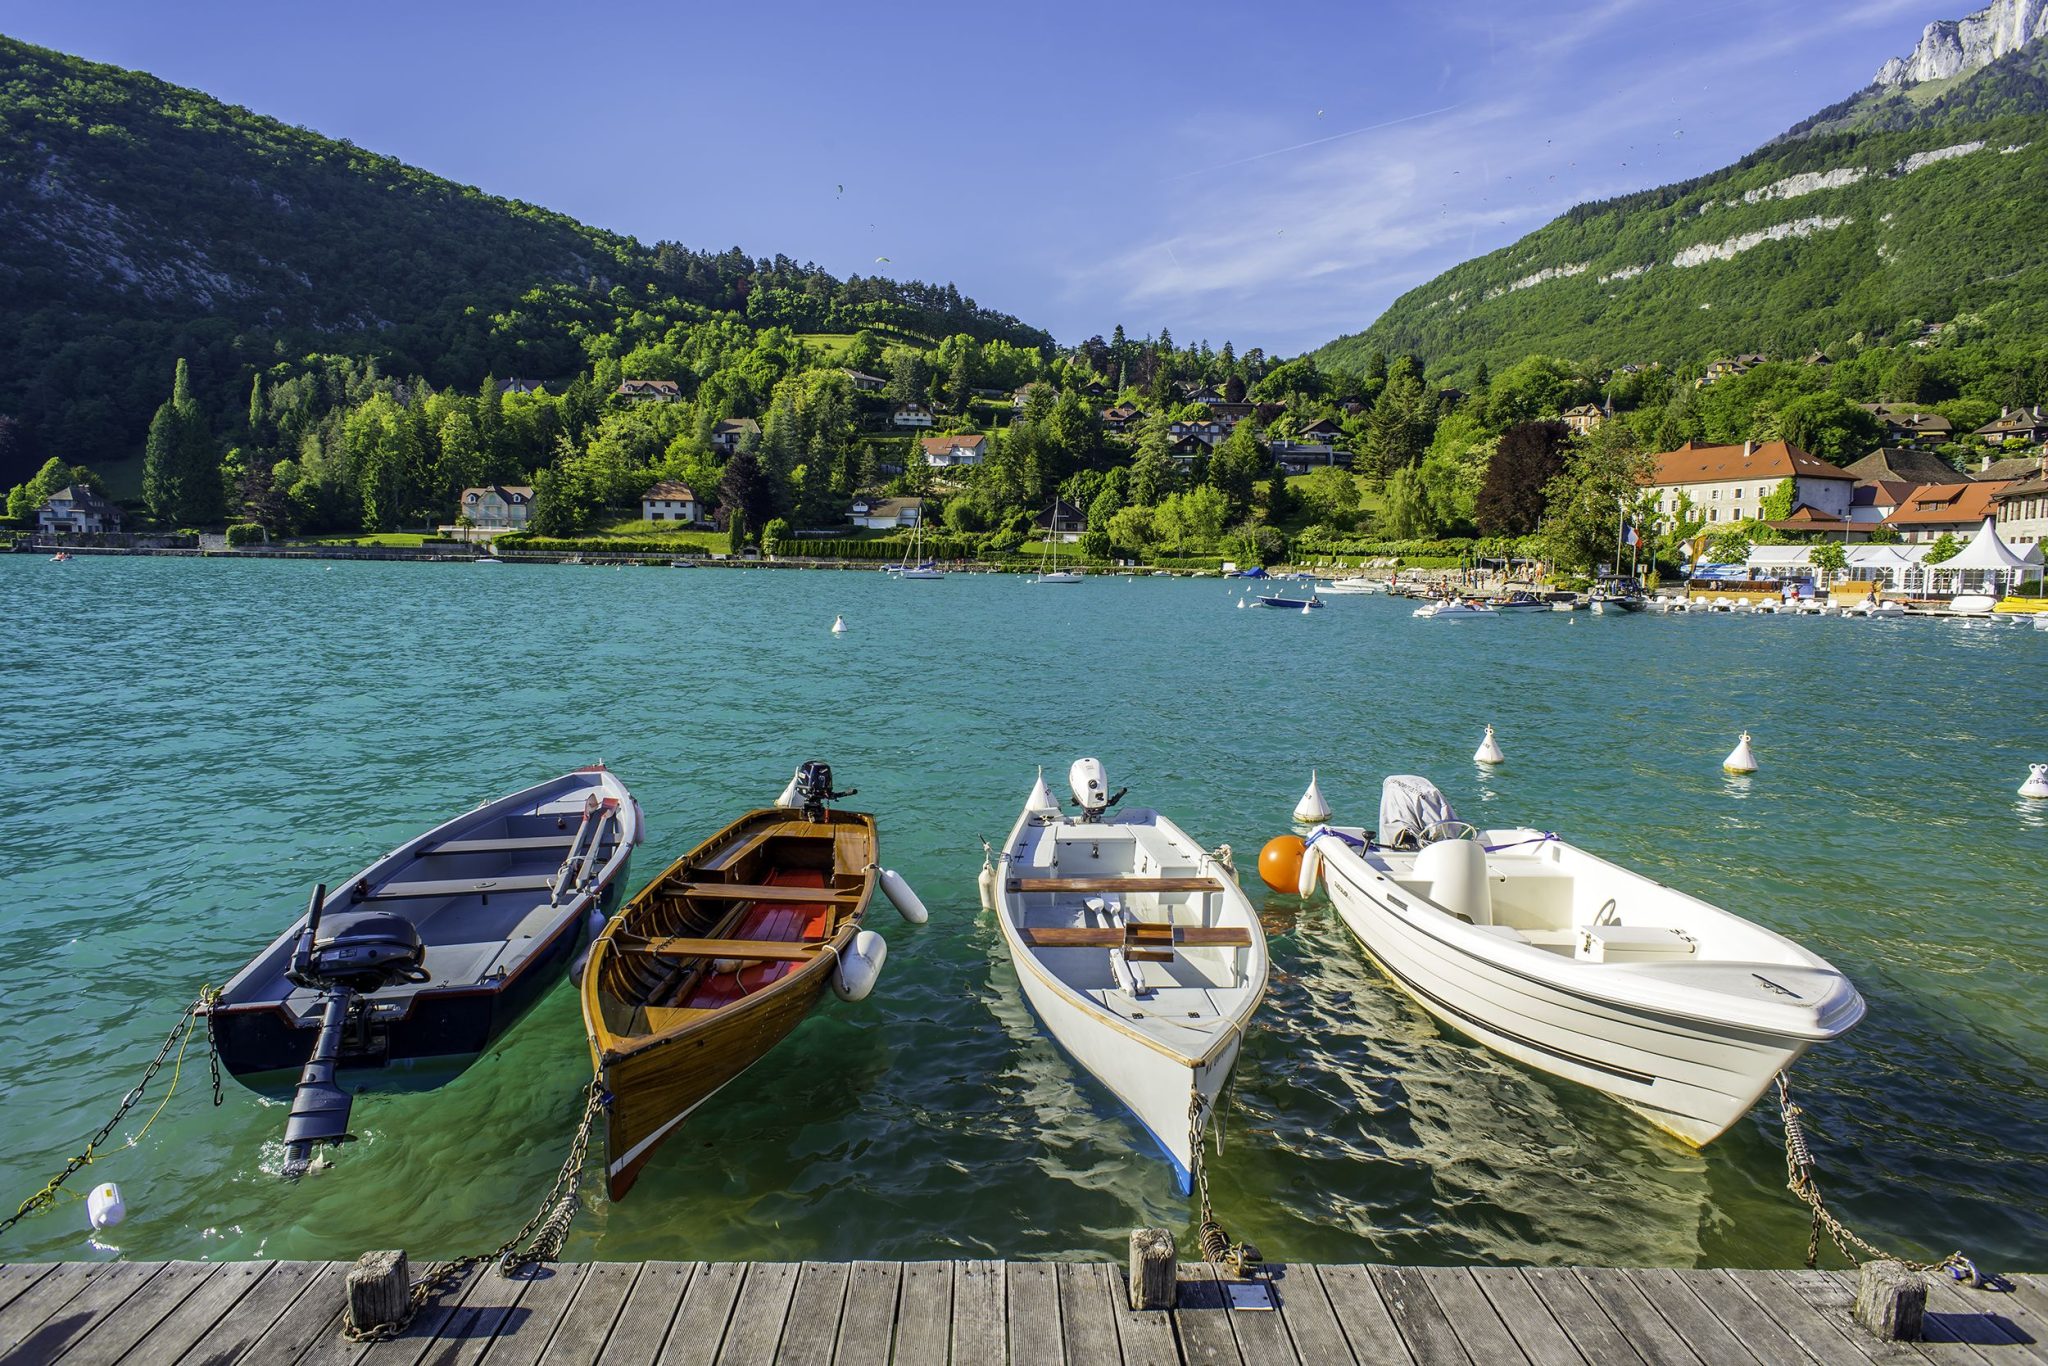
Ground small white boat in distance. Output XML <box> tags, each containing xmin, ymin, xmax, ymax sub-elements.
<box><xmin>1300</xmin><ymin>777</ymin><xmax>1864</xmax><ymax>1146</ymax></box>
<box><xmin>1413</xmin><ymin>599</ymin><xmax>1496</xmax><ymax>620</ymax></box>
<box><xmin>995</xmin><ymin>759</ymin><xmax>1269</xmax><ymax>1191</ymax></box>
<box><xmin>1318</xmin><ymin>577</ymin><xmax>1383</xmax><ymax>595</ymax></box>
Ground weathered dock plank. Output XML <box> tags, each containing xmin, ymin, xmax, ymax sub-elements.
<box><xmin>1007</xmin><ymin>1260</ymin><xmax>1064</xmax><ymax>1366</ymax></box>
<box><xmin>4</xmin><ymin>1258</ymin><xmax>2043</xmax><ymax>1366</ymax></box>
<box><xmin>0</xmin><ymin>1261</ymin><xmax>161</xmax><ymax>1365</ymax></box>
<box><xmin>776</xmin><ymin>1261</ymin><xmax>849</xmax><ymax>1366</ymax></box>
<box><xmin>832</xmin><ymin>1261</ymin><xmax>899</xmax><ymax>1366</ymax></box>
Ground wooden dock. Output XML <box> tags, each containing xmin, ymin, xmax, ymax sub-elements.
<box><xmin>2</xmin><ymin>1258</ymin><xmax>2042</xmax><ymax>1364</ymax></box>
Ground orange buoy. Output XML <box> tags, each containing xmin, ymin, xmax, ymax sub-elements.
<box><xmin>1258</xmin><ymin>834</ymin><xmax>1306</xmax><ymax>893</ymax></box>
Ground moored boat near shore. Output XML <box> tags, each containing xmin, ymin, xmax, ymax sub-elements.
<box><xmin>1300</xmin><ymin>777</ymin><xmax>1865</xmax><ymax>1147</ymax></box>
<box><xmin>581</xmin><ymin>765</ymin><xmax>894</xmax><ymax>1200</ymax></box>
<box><xmin>992</xmin><ymin>760</ymin><xmax>1268</xmax><ymax>1191</ymax></box>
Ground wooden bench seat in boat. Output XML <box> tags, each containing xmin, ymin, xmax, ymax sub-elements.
<box><xmin>1020</xmin><ymin>925</ymin><xmax>1252</xmax><ymax>948</ymax></box>
<box><xmin>664</xmin><ymin>881</ymin><xmax>856</xmax><ymax>904</ymax></box>
<box><xmin>627</xmin><ymin>936</ymin><xmax>833</xmax><ymax>962</ymax></box>
<box><xmin>1006</xmin><ymin>876</ymin><xmax>1226</xmax><ymax>894</ymax></box>
<box><xmin>422</xmin><ymin>834</ymin><xmax>615</xmax><ymax>855</ymax></box>
<box><xmin>364</xmin><ymin>873</ymin><xmax>559</xmax><ymax>900</ymax></box>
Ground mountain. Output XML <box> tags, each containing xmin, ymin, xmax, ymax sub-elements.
<box><xmin>0</xmin><ymin>36</ymin><xmax>1048</xmax><ymax>487</ymax></box>
<box><xmin>1315</xmin><ymin>5</ymin><xmax>2048</xmax><ymax>379</ymax></box>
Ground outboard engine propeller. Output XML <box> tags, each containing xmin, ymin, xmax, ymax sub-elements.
<box><xmin>1067</xmin><ymin>757</ymin><xmax>1127</xmax><ymax>823</ymax></box>
<box><xmin>793</xmin><ymin>761</ymin><xmax>856</xmax><ymax>823</ymax></box>
<box><xmin>279</xmin><ymin>884</ymin><xmax>429</xmax><ymax>1178</ymax></box>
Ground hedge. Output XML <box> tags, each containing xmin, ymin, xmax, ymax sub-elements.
<box><xmin>225</xmin><ymin>522</ymin><xmax>265</xmax><ymax>547</ymax></box>
<box><xmin>499</xmin><ymin>535</ymin><xmax>709</xmax><ymax>555</ymax></box>
<box><xmin>768</xmin><ymin>536</ymin><xmax>978</xmax><ymax>561</ymax></box>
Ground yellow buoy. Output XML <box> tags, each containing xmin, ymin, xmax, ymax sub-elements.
<box><xmin>1258</xmin><ymin>834</ymin><xmax>1306</xmax><ymax>892</ymax></box>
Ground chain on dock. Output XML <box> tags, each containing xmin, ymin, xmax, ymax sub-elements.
<box><xmin>1773</xmin><ymin>1073</ymin><xmax>2004</xmax><ymax>1290</ymax></box>
<box><xmin>1</xmin><ymin>986</ymin><xmax>221</xmax><ymax>1240</ymax></box>
<box><xmin>343</xmin><ymin>1077</ymin><xmax>606</xmax><ymax>1341</ymax></box>
<box><xmin>1189</xmin><ymin>1093</ymin><xmax>1261</xmax><ymax>1280</ymax></box>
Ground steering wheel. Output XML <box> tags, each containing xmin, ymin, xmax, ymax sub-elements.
<box><xmin>1420</xmin><ymin>820</ymin><xmax>1481</xmax><ymax>845</ymax></box>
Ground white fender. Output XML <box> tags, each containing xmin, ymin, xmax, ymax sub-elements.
<box><xmin>833</xmin><ymin>929</ymin><xmax>887</xmax><ymax>1002</ymax></box>
<box><xmin>1297</xmin><ymin>839</ymin><xmax>1323</xmax><ymax>898</ymax></box>
<box><xmin>86</xmin><ymin>1182</ymin><xmax>126</xmax><ymax>1230</ymax></box>
<box><xmin>880</xmin><ymin>868</ymin><xmax>928</xmax><ymax>924</ymax></box>
<box><xmin>977</xmin><ymin>860</ymin><xmax>998</xmax><ymax>913</ymax></box>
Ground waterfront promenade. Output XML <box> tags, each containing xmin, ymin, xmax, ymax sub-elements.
<box><xmin>2</xmin><ymin>1257</ymin><xmax>2042</xmax><ymax>1364</ymax></box>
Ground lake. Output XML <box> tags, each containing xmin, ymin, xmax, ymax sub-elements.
<box><xmin>1</xmin><ymin>555</ymin><xmax>2043</xmax><ymax>1271</ymax></box>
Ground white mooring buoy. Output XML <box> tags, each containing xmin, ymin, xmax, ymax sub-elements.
<box><xmin>831</xmin><ymin>614</ymin><xmax>846</xmax><ymax>634</ymax></box>
<box><xmin>1724</xmin><ymin>731</ymin><xmax>1759</xmax><ymax>775</ymax></box>
<box><xmin>2021</xmin><ymin>763</ymin><xmax>2048</xmax><ymax>799</ymax></box>
<box><xmin>1237</xmin><ymin>598</ymin><xmax>1246</xmax><ymax>609</ymax></box>
<box><xmin>1294</xmin><ymin>770</ymin><xmax>1331</xmax><ymax>824</ymax></box>
<box><xmin>1474</xmin><ymin>724</ymin><xmax>1505</xmax><ymax>765</ymax></box>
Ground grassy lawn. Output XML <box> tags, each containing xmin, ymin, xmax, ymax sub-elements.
<box><xmin>285</xmin><ymin>532</ymin><xmax>439</xmax><ymax>547</ymax></box>
<box><xmin>587</xmin><ymin>518</ymin><xmax>729</xmax><ymax>548</ymax></box>
<box><xmin>797</xmin><ymin>333</ymin><xmax>860</xmax><ymax>364</ymax></box>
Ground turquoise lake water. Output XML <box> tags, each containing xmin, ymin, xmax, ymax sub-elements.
<box><xmin>1</xmin><ymin>556</ymin><xmax>2043</xmax><ymax>1271</ymax></box>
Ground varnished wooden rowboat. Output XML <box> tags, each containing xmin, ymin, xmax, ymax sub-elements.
<box><xmin>580</xmin><ymin>804</ymin><xmax>879</xmax><ymax>1199</ymax></box>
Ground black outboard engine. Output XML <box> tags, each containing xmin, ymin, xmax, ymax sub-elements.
<box><xmin>793</xmin><ymin>761</ymin><xmax>856</xmax><ymax>823</ymax></box>
<box><xmin>279</xmin><ymin>884</ymin><xmax>429</xmax><ymax>1177</ymax></box>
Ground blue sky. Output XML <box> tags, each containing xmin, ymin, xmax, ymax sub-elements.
<box><xmin>2</xmin><ymin>0</ymin><xmax>1948</xmax><ymax>354</ymax></box>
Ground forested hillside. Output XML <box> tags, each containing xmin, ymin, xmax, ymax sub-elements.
<box><xmin>1316</xmin><ymin>114</ymin><xmax>2048</xmax><ymax>380</ymax></box>
<box><xmin>0</xmin><ymin>36</ymin><xmax>1046</xmax><ymax>486</ymax></box>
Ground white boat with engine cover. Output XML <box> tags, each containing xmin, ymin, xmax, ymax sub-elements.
<box><xmin>1299</xmin><ymin>777</ymin><xmax>1864</xmax><ymax>1146</ymax></box>
<box><xmin>993</xmin><ymin>760</ymin><xmax>1269</xmax><ymax>1191</ymax></box>
<box><xmin>1413</xmin><ymin>598</ymin><xmax>1496</xmax><ymax>620</ymax></box>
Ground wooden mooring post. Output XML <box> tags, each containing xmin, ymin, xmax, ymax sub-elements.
<box><xmin>1128</xmin><ymin>1226</ymin><xmax>1177</xmax><ymax>1309</ymax></box>
<box><xmin>1854</xmin><ymin>1259</ymin><xmax>1927</xmax><ymax>1341</ymax></box>
<box><xmin>344</xmin><ymin>1249</ymin><xmax>409</xmax><ymax>1335</ymax></box>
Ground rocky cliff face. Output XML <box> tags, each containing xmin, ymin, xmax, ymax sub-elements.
<box><xmin>1874</xmin><ymin>0</ymin><xmax>2048</xmax><ymax>86</ymax></box>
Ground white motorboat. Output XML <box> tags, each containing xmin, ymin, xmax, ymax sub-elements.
<box><xmin>1300</xmin><ymin>777</ymin><xmax>1864</xmax><ymax>1147</ymax></box>
<box><xmin>993</xmin><ymin>760</ymin><xmax>1269</xmax><ymax>1191</ymax></box>
<box><xmin>1488</xmin><ymin>591</ymin><xmax>1552</xmax><ymax>614</ymax></box>
<box><xmin>1413</xmin><ymin>599</ymin><xmax>1496</xmax><ymax>620</ymax></box>
<box><xmin>1317</xmin><ymin>577</ymin><xmax>1384</xmax><ymax>595</ymax></box>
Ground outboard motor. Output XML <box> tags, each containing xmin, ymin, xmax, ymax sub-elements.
<box><xmin>279</xmin><ymin>885</ymin><xmax>429</xmax><ymax>1178</ymax></box>
<box><xmin>793</xmin><ymin>761</ymin><xmax>856</xmax><ymax>823</ymax></box>
<box><xmin>1067</xmin><ymin>757</ymin><xmax>1127</xmax><ymax>823</ymax></box>
<box><xmin>1378</xmin><ymin>775</ymin><xmax>1459</xmax><ymax>850</ymax></box>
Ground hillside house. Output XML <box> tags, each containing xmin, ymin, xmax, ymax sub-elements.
<box><xmin>1101</xmin><ymin>404</ymin><xmax>1144</xmax><ymax>433</ymax></box>
<box><xmin>1884</xmin><ymin>480</ymin><xmax>2013</xmax><ymax>542</ymax></box>
<box><xmin>1562</xmin><ymin>404</ymin><xmax>1606</xmax><ymax>436</ymax></box>
<box><xmin>1167</xmin><ymin>418</ymin><xmax>1224</xmax><ymax>447</ymax></box>
<box><xmin>850</xmin><ymin>495</ymin><xmax>924</xmax><ymax>530</ymax></box>
<box><xmin>1178</xmin><ymin>383</ymin><xmax>1224</xmax><ymax>405</ymax></box>
<box><xmin>709</xmin><ymin>418</ymin><xmax>759</xmax><ymax>454</ymax></box>
<box><xmin>841</xmin><ymin>369</ymin><xmax>886</xmax><ymax>392</ymax></box>
<box><xmin>1843</xmin><ymin>447</ymin><xmax>1962</xmax><ymax>487</ymax></box>
<box><xmin>892</xmin><ymin>403</ymin><xmax>935</xmax><ymax>428</ymax></box>
<box><xmin>36</xmin><ymin>485</ymin><xmax>122</xmax><ymax>535</ymax></box>
<box><xmin>1646</xmin><ymin>440</ymin><xmax>1855</xmax><ymax>524</ymax></box>
<box><xmin>1034</xmin><ymin>499</ymin><xmax>1087</xmax><ymax>542</ymax></box>
<box><xmin>1168</xmin><ymin>434</ymin><xmax>1211</xmax><ymax>466</ymax></box>
<box><xmin>1860</xmin><ymin>403</ymin><xmax>1952</xmax><ymax>446</ymax></box>
<box><xmin>500</xmin><ymin>377</ymin><xmax>545</xmax><ymax>396</ymax></box>
<box><xmin>459</xmin><ymin>485</ymin><xmax>535</xmax><ymax>530</ymax></box>
<box><xmin>1994</xmin><ymin>474</ymin><xmax>2048</xmax><ymax>550</ymax></box>
<box><xmin>1850</xmin><ymin>479</ymin><xmax>1916</xmax><ymax>526</ymax></box>
<box><xmin>921</xmin><ymin>433</ymin><xmax>986</xmax><ymax>468</ymax></box>
<box><xmin>1701</xmin><ymin>354</ymin><xmax>1765</xmax><ymax>385</ymax></box>
<box><xmin>1011</xmin><ymin>384</ymin><xmax>1054</xmax><ymax>409</ymax></box>
<box><xmin>1210</xmin><ymin>402</ymin><xmax>1255</xmax><ymax>429</ymax></box>
<box><xmin>641</xmin><ymin>481</ymin><xmax>702</xmax><ymax>524</ymax></box>
<box><xmin>1974</xmin><ymin>406</ymin><xmax>2048</xmax><ymax>445</ymax></box>
<box><xmin>616</xmin><ymin>379</ymin><xmax>681</xmax><ymax>402</ymax></box>
<box><xmin>1272</xmin><ymin>442</ymin><xmax>1349</xmax><ymax>474</ymax></box>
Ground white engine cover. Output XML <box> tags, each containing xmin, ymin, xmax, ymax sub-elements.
<box><xmin>1069</xmin><ymin>757</ymin><xmax>1110</xmax><ymax>815</ymax></box>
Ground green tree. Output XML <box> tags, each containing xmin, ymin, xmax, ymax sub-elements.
<box><xmin>1382</xmin><ymin>465</ymin><xmax>1435</xmax><ymax>539</ymax></box>
<box><xmin>1532</xmin><ymin>423</ymin><xmax>1653</xmax><ymax>572</ymax></box>
<box><xmin>142</xmin><ymin>358</ymin><xmax>222</xmax><ymax>526</ymax></box>
<box><xmin>1705</xmin><ymin>527</ymin><xmax>1753</xmax><ymax>563</ymax></box>
<box><xmin>5</xmin><ymin>456</ymin><xmax>103</xmax><ymax>522</ymax></box>
<box><xmin>1774</xmin><ymin>391</ymin><xmax>1883</xmax><ymax>465</ymax></box>
<box><xmin>1809</xmin><ymin>539</ymin><xmax>1847</xmax><ymax>582</ymax></box>
<box><xmin>1360</xmin><ymin>366</ymin><xmax>1430</xmax><ymax>477</ymax></box>
<box><xmin>1207</xmin><ymin>420</ymin><xmax>1263</xmax><ymax>522</ymax></box>
<box><xmin>1924</xmin><ymin>531</ymin><xmax>1961</xmax><ymax>563</ymax></box>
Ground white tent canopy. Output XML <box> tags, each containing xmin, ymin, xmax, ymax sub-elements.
<box><xmin>1942</xmin><ymin>516</ymin><xmax>2032</xmax><ymax>571</ymax></box>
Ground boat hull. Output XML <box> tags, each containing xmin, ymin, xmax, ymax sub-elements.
<box><xmin>1319</xmin><ymin>850</ymin><xmax>1847</xmax><ymax>1145</ymax></box>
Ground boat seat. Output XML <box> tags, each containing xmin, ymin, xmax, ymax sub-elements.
<box><xmin>666</xmin><ymin>882</ymin><xmax>854</xmax><ymax>904</ymax></box>
<box><xmin>698</xmin><ymin>826</ymin><xmax>796</xmax><ymax>872</ymax></box>
<box><xmin>423</xmin><ymin>835</ymin><xmax>613</xmax><ymax>855</ymax></box>
<box><xmin>1007</xmin><ymin>876</ymin><xmax>1225</xmax><ymax>894</ymax></box>
<box><xmin>628</xmin><ymin>936</ymin><xmax>831</xmax><ymax>962</ymax></box>
<box><xmin>1576</xmin><ymin>924</ymin><xmax>1698</xmax><ymax>963</ymax></box>
<box><xmin>362</xmin><ymin>874</ymin><xmax>558</xmax><ymax>900</ymax></box>
<box><xmin>1020</xmin><ymin>926</ymin><xmax>1252</xmax><ymax>948</ymax></box>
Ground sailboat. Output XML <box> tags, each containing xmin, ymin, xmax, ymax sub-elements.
<box><xmin>895</xmin><ymin>508</ymin><xmax>944</xmax><ymax>580</ymax></box>
<box><xmin>1034</xmin><ymin>504</ymin><xmax>1084</xmax><ymax>584</ymax></box>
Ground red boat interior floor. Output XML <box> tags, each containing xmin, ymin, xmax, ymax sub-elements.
<box><xmin>683</xmin><ymin>868</ymin><xmax>832</xmax><ymax>1008</ymax></box>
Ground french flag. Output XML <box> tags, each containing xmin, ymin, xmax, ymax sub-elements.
<box><xmin>1622</xmin><ymin>521</ymin><xmax>1639</xmax><ymax>548</ymax></box>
